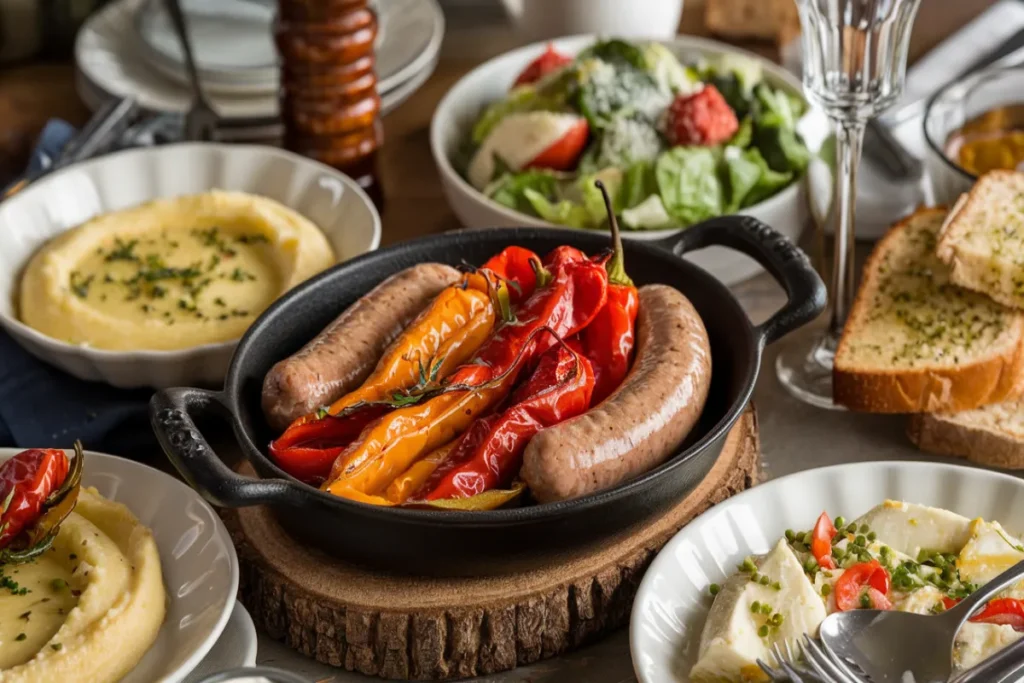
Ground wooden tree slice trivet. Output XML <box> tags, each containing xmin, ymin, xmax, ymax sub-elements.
<box><xmin>224</xmin><ymin>403</ymin><xmax>761</xmax><ymax>680</ymax></box>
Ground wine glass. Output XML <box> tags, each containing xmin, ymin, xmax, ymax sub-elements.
<box><xmin>776</xmin><ymin>0</ymin><xmax>922</xmax><ymax>409</ymax></box>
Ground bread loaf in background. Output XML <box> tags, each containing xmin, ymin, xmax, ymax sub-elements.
<box><xmin>704</xmin><ymin>0</ymin><xmax>800</xmax><ymax>46</ymax></box>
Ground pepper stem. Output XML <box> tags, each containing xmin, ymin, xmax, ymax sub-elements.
<box><xmin>594</xmin><ymin>180</ymin><xmax>633</xmax><ymax>287</ymax></box>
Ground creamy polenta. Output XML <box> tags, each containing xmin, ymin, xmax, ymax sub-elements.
<box><xmin>18</xmin><ymin>190</ymin><xmax>335</xmax><ymax>351</ymax></box>
<box><xmin>0</xmin><ymin>488</ymin><xmax>165</xmax><ymax>683</ymax></box>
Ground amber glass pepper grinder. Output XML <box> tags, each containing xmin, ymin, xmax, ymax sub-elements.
<box><xmin>275</xmin><ymin>0</ymin><xmax>384</xmax><ymax>207</ymax></box>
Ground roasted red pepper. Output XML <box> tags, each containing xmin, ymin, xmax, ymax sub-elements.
<box><xmin>469</xmin><ymin>245</ymin><xmax>547</xmax><ymax>305</ymax></box>
<box><xmin>270</xmin><ymin>247</ymin><xmax>547</xmax><ymax>483</ymax></box>
<box><xmin>0</xmin><ymin>443</ymin><xmax>83</xmax><ymax>563</ymax></box>
<box><xmin>269</xmin><ymin>404</ymin><xmax>390</xmax><ymax>484</ymax></box>
<box><xmin>581</xmin><ymin>182</ymin><xmax>639</xmax><ymax>404</ymax></box>
<box><xmin>323</xmin><ymin>253</ymin><xmax>608</xmax><ymax>499</ymax></box>
<box><xmin>415</xmin><ymin>343</ymin><xmax>595</xmax><ymax>501</ymax></box>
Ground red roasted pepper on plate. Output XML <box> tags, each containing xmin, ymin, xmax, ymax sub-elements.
<box><xmin>0</xmin><ymin>443</ymin><xmax>84</xmax><ymax>563</ymax></box>
<box><xmin>581</xmin><ymin>181</ymin><xmax>640</xmax><ymax>404</ymax></box>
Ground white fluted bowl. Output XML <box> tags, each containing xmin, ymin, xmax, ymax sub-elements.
<box><xmin>630</xmin><ymin>461</ymin><xmax>1024</xmax><ymax>682</ymax></box>
<box><xmin>0</xmin><ymin>447</ymin><xmax>238</xmax><ymax>683</ymax></box>
<box><xmin>0</xmin><ymin>143</ymin><xmax>381</xmax><ymax>388</ymax></box>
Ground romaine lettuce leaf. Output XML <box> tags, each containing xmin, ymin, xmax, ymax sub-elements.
<box><xmin>622</xmin><ymin>194</ymin><xmax>674</xmax><ymax>230</ymax></box>
<box><xmin>578</xmin><ymin>39</ymin><xmax>647</xmax><ymax>69</ymax></box>
<box><xmin>621</xmin><ymin>160</ymin><xmax>658</xmax><ymax>209</ymax></box>
<box><xmin>486</xmin><ymin>170</ymin><xmax>559</xmax><ymax>214</ymax></box>
<box><xmin>642</xmin><ymin>42</ymin><xmax>697</xmax><ymax>95</ymax></box>
<box><xmin>741</xmin><ymin>148</ymin><xmax>793</xmax><ymax>207</ymax></box>
<box><xmin>755</xmin><ymin>124</ymin><xmax>810</xmax><ymax>174</ymax></box>
<box><xmin>655</xmin><ymin>147</ymin><xmax>724</xmax><ymax>226</ymax></box>
<box><xmin>523</xmin><ymin>189</ymin><xmax>592</xmax><ymax>229</ymax></box>
<box><xmin>578</xmin><ymin>167</ymin><xmax>624</xmax><ymax>225</ymax></box>
<box><xmin>722</xmin><ymin>147</ymin><xmax>763</xmax><ymax>212</ymax></box>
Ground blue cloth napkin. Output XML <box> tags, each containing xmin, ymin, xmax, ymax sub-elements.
<box><xmin>0</xmin><ymin>121</ymin><xmax>158</xmax><ymax>457</ymax></box>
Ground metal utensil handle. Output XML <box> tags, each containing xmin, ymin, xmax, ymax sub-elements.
<box><xmin>949</xmin><ymin>635</ymin><xmax>1024</xmax><ymax>683</ymax></box>
<box><xmin>945</xmin><ymin>559</ymin><xmax>1024</xmax><ymax>631</ymax></box>
<box><xmin>669</xmin><ymin>215</ymin><xmax>827</xmax><ymax>347</ymax></box>
<box><xmin>162</xmin><ymin>0</ymin><xmax>204</xmax><ymax>99</ymax></box>
<box><xmin>149</xmin><ymin>387</ymin><xmax>305</xmax><ymax>508</ymax></box>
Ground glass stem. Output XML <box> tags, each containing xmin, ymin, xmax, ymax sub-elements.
<box><xmin>827</xmin><ymin>118</ymin><xmax>866</xmax><ymax>341</ymax></box>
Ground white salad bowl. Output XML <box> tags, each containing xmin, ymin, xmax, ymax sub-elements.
<box><xmin>431</xmin><ymin>34</ymin><xmax>830</xmax><ymax>286</ymax></box>
<box><xmin>0</xmin><ymin>447</ymin><xmax>239</xmax><ymax>683</ymax></box>
<box><xmin>0</xmin><ymin>143</ymin><xmax>381</xmax><ymax>388</ymax></box>
<box><xmin>629</xmin><ymin>461</ymin><xmax>1024</xmax><ymax>682</ymax></box>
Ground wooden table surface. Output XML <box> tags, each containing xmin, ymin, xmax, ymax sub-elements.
<box><xmin>0</xmin><ymin>1</ymin><xmax>1002</xmax><ymax>681</ymax></box>
<box><xmin>0</xmin><ymin>0</ymin><xmax>997</xmax><ymax>247</ymax></box>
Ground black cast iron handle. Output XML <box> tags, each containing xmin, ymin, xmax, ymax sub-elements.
<box><xmin>150</xmin><ymin>387</ymin><xmax>305</xmax><ymax>508</ymax></box>
<box><xmin>658</xmin><ymin>215</ymin><xmax>826</xmax><ymax>347</ymax></box>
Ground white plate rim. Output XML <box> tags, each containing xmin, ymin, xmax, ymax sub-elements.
<box><xmin>0</xmin><ymin>447</ymin><xmax>239</xmax><ymax>683</ymax></box>
<box><xmin>0</xmin><ymin>142</ymin><xmax>381</xmax><ymax>365</ymax></box>
<box><xmin>76</xmin><ymin>0</ymin><xmax>444</xmax><ymax>116</ymax></box>
<box><xmin>627</xmin><ymin>460</ymin><xmax>1024</xmax><ymax>683</ymax></box>
<box><xmin>429</xmin><ymin>32</ymin><xmax>824</xmax><ymax>242</ymax></box>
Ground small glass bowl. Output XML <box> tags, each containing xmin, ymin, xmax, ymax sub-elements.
<box><xmin>923</xmin><ymin>65</ymin><xmax>1024</xmax><ymax>204</ymax></box>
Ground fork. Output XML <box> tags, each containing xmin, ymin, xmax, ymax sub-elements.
<box><xmin>757</xmin><ymin>637</ymin><xmax>868</xmax><ymax>683</ymax></box>
<box><xmin>757</xmin><ymin>641</ymin><xmax>811</xmax><ymax>682</ymax></box>
<box><xmin>162</xmin><ymin>0</ymin><xmax>219</xmax><ymax>141</ymax></box>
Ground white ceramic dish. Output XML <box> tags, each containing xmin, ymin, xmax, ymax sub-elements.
<box><xmin>502</xmin><ymin>0</ymin><xmax>685</xmax><ymax>42</ymax></box>
<box><xmin>430</xmin><ymin>34</ymin><xmax>830</xmax><ymax>286</ymax></box>
<box><xmin>0</xmin><ymin>447</ymin><xmax>239</xmax><ymax>683</ymax></box>
<box><xmin>77</xmin><ymin>0</ymin><xmax>444</xmax><ymax>119</ymax></box>
<box><xmin>183</xmin><ymin>602</ymin><xmax>258</xmax><ymax>683</ymax></box>
<box><xmin>923</xmin><ymin>65</ymin><xmax>1024</xmax><ymax>206</ymax></box>
<box><xmin>0</xmin><ymin>143</ymin><xmax>381</xmax><ymax>388</ymax></box>
<box><xmin>629</xmin><ymin>461</ymin><xmax>1024</xmax><ymax>682</ymax></box>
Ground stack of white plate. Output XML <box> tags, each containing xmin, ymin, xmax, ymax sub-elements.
<box><xmin>75</xmin><ymin>0</ymin><xmax>444</xmax><ymax>141</ymax></box>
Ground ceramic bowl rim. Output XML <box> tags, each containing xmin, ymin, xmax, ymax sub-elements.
<box><xmin>0</xmin><ymin>142</ymin><xmax>382</xmax><ymax>364</ymax></box>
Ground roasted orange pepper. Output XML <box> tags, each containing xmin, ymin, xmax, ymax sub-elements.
<box><xmin>293</xmin><ymin>286</ymin><xmax>494</xmax><ymax>427</ymax></box>
<box><xmin>322</xmin><ymin>251</ymin><xmax>608</xmax><ymax>500</ymax></box>
<box><xmin>269</xmin><ymin>248</ymin><xmax>546</xmax><ymax>483</ymax></box>
<box><xmin>385</xmin><ymin>441</ymin><xmax>457</xmax><ymax>503</ymax></box>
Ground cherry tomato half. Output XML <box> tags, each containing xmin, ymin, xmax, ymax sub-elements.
<box><xmin>834</xmin><ymin>560</ymin><xmax>891</xmax><ymax>611</ymax></box>
<box><xmin>811</xmin><ymin>511</ymin><xmax>838</xmax><ymax>571</ymax></box>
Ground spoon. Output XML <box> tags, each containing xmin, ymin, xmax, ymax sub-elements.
<box><xmin>819</xmin><ymin>559</ymin><xmax>1024</xmax><ymax>683</ymax></box>
<box><xmin>162</xmin><ymin>0</ymin><xmax>218</xmax><ymax>141</ymax></box>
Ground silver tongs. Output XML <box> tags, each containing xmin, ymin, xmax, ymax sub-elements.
<box><xmin>3</xmin><ymin>96</ymin><xmax>139</xmax><ymax>199</ymax></box>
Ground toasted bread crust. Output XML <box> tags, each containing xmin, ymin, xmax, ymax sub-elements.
<box><xmin>936</xmin><ymin>170</ymin><xmax>1024</xmax><ymax>310</ymax></box>
<box><xmin>908</xmin><ymin>409</ymin><xmax>1024</xmax><ymax>469</ymax></box>
<box><xmin>834</xmin><ymin>207</ymin><xmax>1024</xmax><ymax>413</ymax></box>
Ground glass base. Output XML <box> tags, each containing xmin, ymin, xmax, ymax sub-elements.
<box><xmin>775</xmin><ymin>325</ymin><xmax>846</xmax><ymax>411</ymax></box>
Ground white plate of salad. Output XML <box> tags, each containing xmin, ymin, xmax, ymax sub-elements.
<box><xmin>630</xmin><ymin>461</ymin><xmax>1024</xmax><ymax>682</ymax></box>
<box><xmin>431</xmin><ymin>35</ymin><xmax>831</xmax><ymax>286</ymax></box>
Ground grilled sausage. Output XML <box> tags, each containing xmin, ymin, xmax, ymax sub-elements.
<box><xmin>521</xmin><ymin>284</ymin><xmax>712</xmax><ymax>503</ymax></box>
<box><xmin>262</xmin><ymin>263</ymin><xmax>461</xmax><ymax>432</ymax></box>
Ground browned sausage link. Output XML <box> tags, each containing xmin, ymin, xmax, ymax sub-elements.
<box><xmin>261</xmin><ymin>263</ymin><xmax>462</xmax><ymax>432</ymax></box>
<box><xmin>521</xmin><ymin>284</ymin><xmax>712</xmax><ymax>503</ymax></box>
